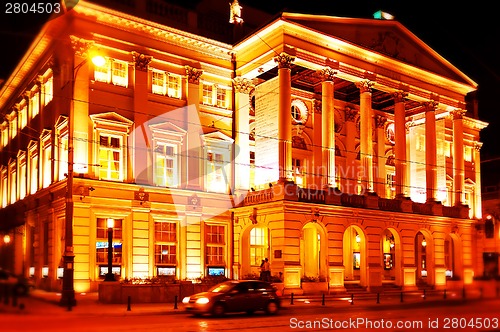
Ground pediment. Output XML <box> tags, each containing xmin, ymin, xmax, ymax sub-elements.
<box><xmin>90</xmin><ymin>112</ymin><xmax>133</xmax><ymax>133</ymax></box>
<box><xmin>282</xmin><ymin>14</ymin><xmax>474</xmax><ymax>86</ymax></box>
<box><xmin>201</xmin><ymin>131</ymin><xmax>234</xmax><ymax>144</ymax></box>
<box><xmin>149</xmin><ymin>121</ymin><xmax>187</xmax><ymax>142</ymax></box>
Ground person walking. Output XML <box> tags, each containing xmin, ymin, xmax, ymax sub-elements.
<box><xmin>259</xmin><ymin>259</ymin><xmax>265</xmax><ymax>280</ymax></box>
<box><xmin>263</xmin><ymin>258</ymin><xmax>271</xmax><ymax>282</ymax></box>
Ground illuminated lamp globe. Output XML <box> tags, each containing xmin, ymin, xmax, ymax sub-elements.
<box><xmin>92</xmin><ymin>55</ymin><xmax>106</xmax><ymax>67</ymax></box>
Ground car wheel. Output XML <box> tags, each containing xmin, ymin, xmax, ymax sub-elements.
<box><xmin>212</xmin><ymin>303</ymin><xmax>225</xmax><ymax>317</ymax></box>
<box><xmin>265</xmin><ymin>301</ymin><xmax>278</xmax><ymax>315</ymax></box>
<box><xmin>14</xmin><ymin>284</ymin><xmax>28</xmax><ymax>296</ymax></box>
<box><xmin>246</xmin><ymin>310</ymin><xmax>254</xmax><ymax>315</ymax></box>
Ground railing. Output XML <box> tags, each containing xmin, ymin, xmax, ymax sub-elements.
<box><xmin>340</xmin><ymin>193</ymin><xmax>366</xmax><ymax>208</ymax></box>
<box><xmin>442</xmin><ymin>206</ymin><xmax>462</xmax><ymax>218</ymax></box>
<box><xmin>412</xmin><ymin>202</ymin><xmax>433</xmax><ymax>215</ymax></box>
<box><xmin>298</xmin><ymin>188</ymin><xmax>326</xmax><ymax>203</ymax></box>
<box><xmin>378</xmin><ymin>198</ymin><xmax>402</xmax><ymax>212</ymax></box>
<box><xmin>243</xmin><ymin>188</ymin><xmax>274</xmax><ymax>205</ymax></box>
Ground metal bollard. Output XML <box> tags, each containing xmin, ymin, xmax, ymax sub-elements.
<box><xmin>376</xmin><ymin>293</ymin><xmax>380</xmax><ymax>304</ymax></box>
<box><xmin>174</xmin><ymin>295</ymin><xmax>178</xmax><ymax>310</ymax></box>
<box><xmin>400</xmin><ymin>291</ymin><xmax>403</xmax><ymax>303</ymax></box>
<box><xmin>443</xmin><ymin>289</ymin><xmax>447</xmax><ymax>299</ymax></box>
<box><xmin>322</xmin><ymin>293</ymin><xmax>325</xmax><ymax>306</ymax></box>
<box><xmin>127</xmin><ymin>296</ymin><xmax>131</xmax><ymax>311</ymax></box>
<box><xmin>4</xmin><ymin>286</ymin><xmax>9</xmax><ymax>305</ymax></box>
<box><xmin>423</xmin><ymin>289</ymin><xmax>426</xmax><ymax>300</ymax></box>
<box><xmin>12</xmin><ymin>289</ymin><xmax>17</xmax><ymax>307</ymax></box>
<box><xmin>350</xmin><ymin>293</ymin><xmax>354</xmax><ymax>305</ymax></box>
<box><xmin>290</xmin><ymin>293</ymin><xmax>294</xmax><ymax>305</ymax></box>
<box><xmin>462</xmin><ymin>287</ymin><xmax>466</xmax><ymax>300</ymax></box>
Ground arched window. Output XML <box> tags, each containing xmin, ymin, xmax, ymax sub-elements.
<box><xmin>250</xmin><ymin>227</ymin><xmax>268</xmax><ymax>267</ymax></box>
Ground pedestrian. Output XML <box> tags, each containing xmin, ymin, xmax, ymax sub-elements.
<box><xmin>263</xmin><ymin>258</ymin><xmax>271</xmax><ymax>282</ymax></box>
<box><xmin>259</xmin><ymin>259</ymin><xmax>265</xmax><ymax>280</ymax></box>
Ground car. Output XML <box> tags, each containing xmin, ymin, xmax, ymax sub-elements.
<box><xmin>0</xmin><ymin>269</ymin><xmax>34</xmax><ymax>296</ymax></box>
<box><xmin>182</xmin><ymin>280</ymin><xmax>281</xmax><ymax>316</ymax></box>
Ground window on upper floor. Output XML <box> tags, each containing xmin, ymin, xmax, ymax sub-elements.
<box><xmin>30</xmin><ymin>90</ymin><xmax>40</xmax><ymax>119</ymax></box>
<box><xmin>41</xmin><ymin>131</ymin><xmax>52</xmax><ymax>189</ymax></box>
<box><xmin>19</xmin><ymin>104</ymin><xmax>27</xmax><ymax>129</ymax></box>
<box><xmin>9</xmin><ymin>117</ymin><xmax>17</xmax><ymax>140</ymax></box>
<box><xmin>1</xmin><ymin>126</ymin><xmax>8</xmax><ymax>148</ymax></box>
<box><xmin>18</xmin><ymin>152</ymin><xmax>26</xmax><ymax>200</ymax></box>
<box><xmin>464</xmin><ymin>146</ymin><xmax>473</xmax><ymax>162</ymax></box>
<box><xmin>94</xmin><ymin>58</ymin><xmax>128</xmax><ymax>87</ymax></box>
<box><xmin>56</xmin><ymin>117</ymin><xmax>69</xmax><ymax>182</ymax></box>
<box><xmin>202</xmin><ymin>132</ymin><xmax>233</xmax><ymax>193</ymax></box>
<box><xmin>42</xmin><ymin>75</ymin><xmax>53</xmax><ymax>106</ymax></box>
<box><xmin>91</xmin><ymin>112</ymin><xmax>133</xmax><ymax>183</ymax></box>
<box><xmin>151</xmin><ymin>70</ymin><xmax>181</xmax><ymax>98</ymax></box>
<box><xmin>8</xmin><ymin>160</ymin><xmax>16</xmax><ymax>204</ymax></box>
<box><xmin>416</xmin><ymin>134</ymin><xmax>425</xmax><ymax>152</ymax></box>
<box><xmin>202</xmin><ymin>83</ymin><xmax>229</xmax><ymax>109</ymax></box>
<box><xmin>28</xmin><ymin>141</ymin><xmax>38</xmax><ymax>195</ymax></box>
<box><xmin>1</xmin><ymin>168</ymin><xmax>7</xmax><ymax>208</ymax></box>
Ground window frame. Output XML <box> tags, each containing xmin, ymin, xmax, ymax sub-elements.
<box><xmin>205</xmin><ymin>223</ymin><xmax>225</xmax><ymax>267</ymax></box>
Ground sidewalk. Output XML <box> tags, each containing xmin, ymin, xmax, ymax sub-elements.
<box><xmin>0</xmin><ymin>288</ymin><xmax>494</xmax><ymax>317</ymax></box>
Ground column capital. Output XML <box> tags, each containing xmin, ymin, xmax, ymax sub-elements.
<box><xmin>185</xmin><ymin>66</ymin><xmax>203</xmax><ymax>84</ymax></box>
<box><xmin>131</xmin><ymin>51</ymin><xmax>152</xmax><ymax>71</ymax></box>
<box><xmin>232</xmin><ymin>77</ymin><xmax>255</xmax><ymax>94</ymax></box>
<box><xmin>451</xmin><ymin>109</ymin><xmax>467</xmax><ymax>120</ymax></box>
<box><xmin>423</xmin><ymin>100</ymin><xmax>438</xmax><ymax>112</ymax></box>
<box><xmin>474</xmin><ymin>141</ymin><xmax>483</xmax><ymax>152</ymax></box>
<box><xmin>345</xmin><ymin>107</ymin><xmax>358</xmax><ymax>122</ymax></box>
<box><xmin>70</xmin><ymin>35</ymin><xmax>94</xmax><ymax>57</ymax></box>
<box><xmin>375</xmin><ymin>115</ymin><xmax>387</xmax><ymax>129</ymax></box>
<box><xmin>393</xmin><ymin>90</ymin><xmax>408</xmax><ymax>103</ymax></box>
<box><xmin>274</xmin><ymin>52</ymin><xmax>295</xmax><ymax>69</ymax></box>
<box><xmin>355</xmin><ymin>80</ymin><xmax>374</xmax><ymax>93</ymax></box>
<box><xmin>316</xmin><ymin>67</ymin><xmax>337</xmax><ymax>82</ymax></box>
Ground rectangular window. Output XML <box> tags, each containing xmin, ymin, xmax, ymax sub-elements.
<box><xmin>19</xmin><ymin>105</ymin><xmax>27</xmax><ymax>129</ymax></box>
<box><xmin>9</xmin><ymin>169</ymin><xmax>16</xmax><ymax>204</ymax></box>
<box><xmin>154</xmin><ymin>221</ymin><xmax>177</xmax><ymax>266</ymax></box>
<box><xmin>386</xmin><ymin>172</ymin><xmax>395</xmax><ymax>199</ymax></box>
<box><xmin>9</xmin><ymin>118</ymin><xmax>17</xmax><ymax>140</ymax></box>
<box><xmin>167</xmin><ymin>74</ymin><xmax>181</xmax><ymax>98</ymax></box>
<box><xmin>1</xmin><ymin>171</ymin><xmax>7</xmax><ymax>208</ymax></box>
<box><xmin>154</xmin><ymin>143</ymin><xmax>178</xmax><ymax>187</ymax></box>
<box><xmin>152</xmin><ymin>70</ymin><xmax>166</xmax><ymax>95</ymax></box>
<box><xmin>43</xmin><ymin>76</ymin><xmax>53</xmax><ymax>106</ymax></box>
<box><xmin>216</xmin><ymin>88</ymin><xmax>226</xmax><ymax>108</ymax></box>
<box><xmin>444</xmin><ymin>141</ymin><xmax>451</xmax><ymax>158</ymax></box>
<box><xmin>292</xmin><ymin>158</ymin><xmax>305</xmax><ymax>187</ymax></box>
<box><xmin>58</xmin><ymin>133</ymin><xmax>68</xmax><ymax>181</ymax></box>
<box><xmin>96</xmin><ymin>218</ymin><xmax>123</xmax><ymax>265</ymax></box>
<box><xmin>206</xmin><ymin>151</ymin><xmax>226</xmax><ymax>193</ymax></box>
<box><xmin>99</xmin><ymin>134</ymin><xmax>122</xmax><ymax>181</ymax></box>
<box><xmin>1</xmin><ymin>128</ymin><xmax>8</xmax><ymax>148</ymax></box>
<box><xmin>202</xmin><ymin>83</ymin><xmax>213</xmax><ymax>105</ymax></box>
<box><xmin>30</xmin><ymin>92</ymin><xmax>39</xmax><ymax>118</ymax></box>
<box><xmin>94</xmin><ymin>58</ymin><xmax>111</xmax><ymax>83</ymax></box>
<box><xmin>30</xmin><ymin>154</ymin><xmax>38</xmax><ymax>194</ymax></box>
<box><xmin>43</xmin><ymin>222</ymin><xmax>49</xmax><ymax>265</ymax></box>
<box><xmin>42</xmin><ymin>143</ymin><xmax>52</xmax><ymax>188</ymax></box>
<box><xmin>464</xmin><ymin>146</ymin><xmax>473</xmax><ymax>162</ymax></box>
<box><xmin>205</xmin><ymin>224</ymin><xmax>225</xmax><ymax>266</ymax></box>
<box><xmin>112</xmin><ymin>60</ymin><xmax>128</xmax><ymax>87</ymax></box>
<box><xmin>19</xmin><ymin>162</ymin><xmax>26</xmax><ymax>200</ymax></box>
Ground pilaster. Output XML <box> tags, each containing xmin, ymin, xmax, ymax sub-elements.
<box><xmin>356</xmin><ymin>80</ymin><xmax>375</xmax><ymax>193</ymax></box>
<box><xmin>424</xmin><ymin>100</ymin><xmax>438</xmax><ymax>202</ymax></box>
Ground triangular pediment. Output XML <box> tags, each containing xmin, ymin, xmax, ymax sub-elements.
<box><xmin>90</xmin><ymin>112</ymin><xmax>133</xmax><ymax>127</ymax></box>
<box><xmin>149</xmin><ymin>121</ymin><xmax>186</xmax><ymax>135</ymax></box>
<box><xmin>201</xmin><ymin>131</ymin><xmax>234</xmax><ymax>144</ymax></box>
<box><xmin>282</xmin><ymin>13</ymin><xmax>474</xmax><ymax>86</ymax></box>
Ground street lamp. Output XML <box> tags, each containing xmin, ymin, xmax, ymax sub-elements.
<box><xmin>60</xmin><ymin>52</ymin><xmax>106</xmax><ymax>308</ymax></box>
<box><xmin>104</xmin><ymin>218</ymin><xmax>115</xmax><ymax>281</ymax></box>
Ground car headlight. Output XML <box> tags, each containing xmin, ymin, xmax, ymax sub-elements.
<box><xmin>195</xmin><ymin>297</ymin><xmax>210</xmax><ymax>304</ymax></box>
<box><xmin>182</xmin><ymin>297</ymin><xmax>190</xmax><ymax>304</ymax></box>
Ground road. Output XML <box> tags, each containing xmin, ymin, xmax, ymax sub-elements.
<box><xmin>1</xmin><ymin>299</ymin><xmax>499</xmax><ymax>331</ymax></box>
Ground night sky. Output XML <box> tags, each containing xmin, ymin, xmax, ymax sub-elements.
<box><xmin>0</xmin><ymin>1</ymin><xmax>498</xmax><ymax>157</ymax></box>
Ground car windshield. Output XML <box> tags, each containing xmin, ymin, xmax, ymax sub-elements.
<box><xmin>208</xmin><ymin>282</ymin><xmax>237</xmax><ymax>293</ymax></box>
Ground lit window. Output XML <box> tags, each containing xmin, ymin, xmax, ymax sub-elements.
<box><xmin>1</xmin><ymin>127</ymin><xmax>8</xmax><ymax>148</ymax></box>
<box><xmin>19</xmin><ymin>154</ymin><xmax>26</xmax><ymax>200</ymax></box>
<box><xmin>154</xmin><ymin>143</ymin><xmax>178</xmax><ymax>187</ymax></box>
<box><xmin>1</xmin><ymin>168</ymin><xmax>7</xmax><ymax>208</ymax></box>
<box><xmin>464</xmin><ymin>146</ymin><xmax>473</xmax><ymax>162</ymax></box>
<box><xmin>202</xmin><ymin>132</ymin><xmax>232</xmax><ymax>193</ymax></box>
<box><xmin>216</xmin><ymin>88</ymin><xmax>227</xmax><ymax>108</ymax></box>
<box><xmin>58</xmin><ymin>133</ymin><xmax>68</xmax><ymax>181</ymax></box>
<box><xmin>202</xmin><ymin>83</ymin><xmax>229</xmax><ymax>108</ymax></box>
<box><xmin>167</xmin><ymin>74</ymin><xmax>181</xmax><ymax>98</ymax></box>
<box><xmin>42</xmin><ymin>139</ymin><xmax>52</xmax><ymax>188</ymax></box>
<box><xmin>386</xmin><ymin>172</ymin><xmax>395</xmax><ymax>199</ymax></box>
<box><xmin>94</xmin><ymin>58</ymin><xmax>128</xmax><ymax>87</ymax></box>
<box><xmin>202</xmin><ymin>83</ymin><xmax>213</xmax><ymax>105</ymax></box>
<box><xmin>206</xmin><ymin>151</ymin><xmax>226</xmax><ymax>193</ymax></box>
<box><xmin>9</xmin><ymin>117</ymin><xmax>17</xmax><ymax>140</ymax></box>
<box><xmin>292</xmin><ymin>158</ymin><xmax>305</xmax><ymax>187</ymax></box>
<box><xmin>99</xmin><ymin>134</ymin><xmax>122</xmax><ymax>181</ymax></box>
<box><xmin>155</xmin><ymin>221</ymin><xmax>177</xmax><ymax>267</ymax></box>
<box><xmin>444</xmin><ymin>141</ymin><xmax>451</xmax><ymax>158</ymax></box>
<box><xmin>43</xmin><ymin>76</ymin><xmax>53</xmax><ymax>106</ymax></box>
<box><xmin>416</xmin><ymin>135</ymin><xmax>425</xmax><ymax>152</ymax></box>
<box><xmin>152</xmin><ymin>70</ymin><xmax>166</xmax><ymax>95</ymax></box>
<box><xmin>152</xmin><ymin>71</ymin><xmax>181</xmax><ymax>98</ymax></box>
<box><xmin>206</xmin><ymin>224</ymin><xmax>225</xmax><ymax>266</ymax></box>
<box><xmin>250</xmin><ymin>227</ymin><xmax>267</xmax><ymax>266</ymax></box>
<box><xmin>9</xmin><ymin>161</ymin><xmax>16</xmax><ymax>204</ymax></box>
<box><xmin>29</xmin><ymin>149</ymin><xmax>38</xmax><ymax>195</ymax></box>
<box><xmin>96</xmin><ymin>218</ymin><xmax>122</xmax><ymax>265</ymax></box>
<box><xmin>30</xmin><ymin>91</ymin><xmax>39</xmax><ymax>119</ymax></box>
<box><xmin>19</xmin><ymin>105</ymin><xmax>27</xmax><ymax>129</ymax></box>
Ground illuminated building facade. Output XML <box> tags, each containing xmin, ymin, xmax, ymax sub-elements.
<box><xmin>0</xmin><ymin>1</ymin><xmax>488</xmax><ymax>294</ymax></box>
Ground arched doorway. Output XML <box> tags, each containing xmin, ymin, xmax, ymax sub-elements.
<box><xmin>381</xmin><ymin>228</ymin><xmax>402</xmax><ymax>285</ymax></box>
<box><xmin>343</xmin><ymin>225</ymin><xmax>367</xmax><ymax>287</ymax></box>
<box><xmin>241</xmin><ymin>225</ymin><xmax>270</xmax><ymax>278</ymax></box>
<box><xmin>445</xmin><ymin>233</ymin><xmax>462</xmax><ymax>280</ymax></box>
<box><xmin>300</xmin><ymin>222</ymin><xmax>327</xmax><ymax>280</ymax></box>
<box><xmin>415</xmin><ymin>231</ymin><xmax>434</xmax><ymax>286</ymax></box>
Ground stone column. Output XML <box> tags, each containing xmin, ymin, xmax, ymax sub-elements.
<box><xmin>474</xmin><ymin>142</ymin><xmax>483</xmax><ymax>218</ymax></box>
<box><xmin>317</xmin><ymin>66</ymin><xmax>337</xmax><ymax>187</ymax></box>
<box><xmin>232</xmin><ymin>77</ymin><xmax>253</xmax><ymax>191</ymax></box>
<box><xmin>312</xmin><ymin>99</ymin><xmax>323</xmax><ymax>188</ymax></box>
<box><xmin>185</xmin><ymin>66</ymin><xmax>203</xmax><ymax>190</ymax></box>
<box><xmin>132</xmin><ymin>51</ymin><xmax>152</xmax><ymax>185</ymax></box>
<box><xmin>273</xmin><ymin>53</ymin><xmax>295</xmax><ymax>182</ymax></box>
<box><xmin>356</xmin><ymin>80</ymin><xmax>375</xmax><ymax>193</ymax></box>
<box><xmin>393</xmin><ymin>91</ymin><xmax>408</xmax><ymax>197</ymax></box>
<box><xmin>451</xmin><ymin>109</ymin><xmax>466</xmax><ymax>206</ymax></box>
<box><xmin>375</xmin><ymin>115</ymin><xmax>387</xmax><ymax>197</ymax></box>
<box><xmin>424</xmin><ymin>101</ymin><xmax>438</xmax><ymax>202</ymax></box>
<box><xmin>345</xmin><ymin>107</ymin><xmax>358</xmax><ymax>194</ymax></box>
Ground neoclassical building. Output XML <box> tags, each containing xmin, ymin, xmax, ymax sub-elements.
<box><xmin>0</xmin><ymin>0</ymin><xmax>488</xmax><ymax>294</ymax></box>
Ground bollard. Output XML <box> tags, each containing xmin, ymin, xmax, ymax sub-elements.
<box><xmin>67</xmin><ymin>300</ymin><xmax>72</xmax><ymax>312</ymax></box>
<box><xmin>376</xmin><ymin>293</ymin><xmax>380</xmax><ymax>304</ymax></box>
<box><xmin>4</xmin><ymin>286</ymin><xmax>9</xmax><ymax>305</ymax></box>
<box><xmin>174</xmin><ymin>295</ymin><xmax>178</xmax><ymax>310</ymax></box>
<box><xmin>462</xmin><ymin>287</ymin><xmax>466</xmax><ymax>301</ymax></box>
<box><xmin>290</xmin><ymin>293</ymin><xmax>294</xmax><ymax>305</ymax></box>
<box><xmin>12</xmin><ymin>289</ymin><xmax>17</xmax><ymax>307</ymax></box>
<box><xmin>350</xmin><ymin>293</ymin><xmax>354</xmax><ymax>305</ymax></box>
<box><xmin>423</xmin><ymin>289</ymin><xmax>426</xmax><ymax>300</ymax></box>
<box><xmin>127</xmin><ymin>296</ymin><xmax>131</xmax><ymax>311</ymax></box>
<box><xmin>322</xmin><ymin>293</ymin><xmax>325</xmax><ymax>306</ymax></box>
<box><xmin>400</xmin><ymin>291</ymin><xmax>403</xmax><ymax>303</ymax></box>
<box><xmin>443</xmin><ymin>289</ymin><xmax>447</xmax><ymax>299</ymax></box>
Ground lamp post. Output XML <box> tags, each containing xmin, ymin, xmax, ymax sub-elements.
<box><xmin>60</xmin><ymin>53</ymin><xmax>106</xmax><ymax>308</ymax></box>
<box><xmin>104</xmin><ymin>218</ymin><xmax>115</xmax><ymax>281</ymax></box>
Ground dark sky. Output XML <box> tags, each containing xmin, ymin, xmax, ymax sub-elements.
<box><xmin>0</xmin><ymin>1</ymin><xmax>498</xmax><ymax>158</ymax></box>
